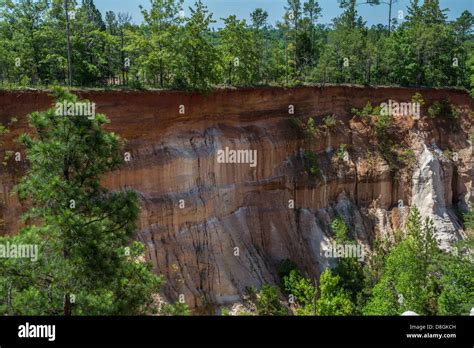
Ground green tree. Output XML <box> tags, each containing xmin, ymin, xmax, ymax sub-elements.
<box><xmin>364</xmin><ymin>207</ymin><xmax>440</xmax><ymax>315</ymax></box>
<box><xmin>282</xmin><ymin>269</ymin><xmax>316</xmax><ymax>312</ymax></box>
<box><xmin>219</xmin><ymin>15</ymin><xmax>259</xmax><ymax>86</ymax></box>
<box><xmin>256</xmin><ymin>284</ymin><xmax>288</xmax><ymax>316</ymax></box>
<box><xmin>0</xmin><ymin>88</ymin><xmax>162</xmax><ymax>315</ymax></box>
<box><xmin>250</xmin><ymin>8</ymin><xmax>269</xmax><ymax>83</ymax></box>
<box><xmin>176</xmin><ymin>0</ymin><xmax>219</xmax><ymax>91</ymax></box>
<box><xmin>315</xmin><ymin>268</ymin><xmax>354</xmax><ymax>315</ymax></box>
<box><xmin>0</xmin><ymin>0</ymin><xmax>50</xmax><ymax>85</ymax></box>
<box><xmin>437</xmin><ymin>244</ymin><xmax>473</xmax><ymax>315</ymax></box>
<box><xmin>161</xmin><ymin>301</ymin><xmax>191</xmax><ymax>315</ymax></box>
<box><xmin>133</xmin><ymin>0</ymin><xmax>183</xmax><ymax>88</ymax></box>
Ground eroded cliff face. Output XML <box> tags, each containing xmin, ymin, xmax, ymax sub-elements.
<box><xmin>0</xmin><ymin>86</ymin><xmax>472</xmax><ymax>313</ymax></box>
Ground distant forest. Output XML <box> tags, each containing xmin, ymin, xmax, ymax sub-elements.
<box><xmin>0</xmin><ymin>0</ymin><xmax>473</xmax><ymax>91</ymax></box>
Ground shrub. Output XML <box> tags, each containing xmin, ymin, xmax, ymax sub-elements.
<box><xmin>397</xmin><ymin>148</ymin><xmax>416</xmax><ymax>167</ymax></box>
<box><xmin>331</xmin><ymin>216</ymin><xmax>348</xmax><ymax>242</ymax></box>
<box><xmin>220</xmin><ymin>308</ymin><xmax>230</xmax><ymax>316</ymax></box>
<box><xmin>352</xmin><ymin>102</ymin><xmax>381</xmax><ymax>119</ymax></box>
<box><xmin>305</xmin><ymin>116</ymin><xmax>321</xmax><ymax>137</ymax></box>
<box><xmin>411</xmin><ymin>92</ymin><xmax>425</xmax><ymax>106</ymax></box>
<box><xmin>463</xmin><ymin>209</ymin><xmax>474</xmax><ymax>231</ymax></box>
<box><xmin>428</xmin><ymin>99</ymin><xmax>459</xmax><ymax>120</ymax></box>
<box><xmin>161</xmin><ymin>301</ymin><xmax>191</xmax><ymax>316</ymax></box>
<box><xmin>316</xmin><ymin>268</ymin><xmax>355</xmax><ymax>315</ymax></box>
<box><xmin>336</xmin><ymin>144</ymin><xmax>348</xmax><ymax>162</ymax></box>
<box><xmin>375</xmin><ymin>112</ymin><xmax>391</xmax><ymax>139</ymax></box>
<box><xmin>282</xmin><ymin>270</ymin><xmax>316</xmax><ymax>306</ymax></box>
<box><xmin>278</xmin><ymin>259</ymin><xmax>298</xmax><ymax>280</ymax></box>
<box><xmin>256</xmin><ymin>285</ymin><xmax>288</xmax><ymax>316</ymax></box>
<box><xmin>304</xmin><ymin>150</ymin><xmax>320</xmax><ymax>176</ymax></box>
<box><xmin>322</xmin><ymin>115</ymin><xmax>337</xmax><ymax>129</ymax></box>
<box><xmin>288</xmin><ymin>116</ymin><xmax>302</xmax><ymax>131</ymax></box>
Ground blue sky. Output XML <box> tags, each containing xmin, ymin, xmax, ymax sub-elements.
<box><xmin>94</xmin><ymin>0</ymin><xmax>473</xmax><ymax>27</ymax></box>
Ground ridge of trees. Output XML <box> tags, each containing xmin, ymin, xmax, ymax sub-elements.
<box><xmin>0</xmin><ymin>0</ymin><xmax>472</xmax><ymax>92</ymax></box>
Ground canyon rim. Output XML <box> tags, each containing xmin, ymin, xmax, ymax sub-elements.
<box><xmin>0</xmin><ymin>85</ymin><xmax>472</xmax><ymax>313</ymax></box>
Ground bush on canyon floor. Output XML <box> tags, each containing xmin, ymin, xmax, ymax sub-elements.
<box><xmin>255</xmin><ymin>284</ymin><xmax>289</xmax><ymax>316</ymax></box>
<box><xmin>282</xmin><ymin>270</ymin><xmax>317</xmax><ymax>310</ymax></box>
<box><xmin>463</xmin><ymin>209</ymin><xmax>474</xmax><ymax>231</ymax></box>
<box><xmin>161</xmin><ymin>301</ymin><xmax>191</xmax><ymax>316</ymax></box>
<box><xmin>277</xmin><ymin>258</ymin><xmax>298</xmax><ymax>282</ymax></box>
<box><xmin>315</xmin><ymin>268</ymin><xmax>355</xmax><ymax>316</ymax></box>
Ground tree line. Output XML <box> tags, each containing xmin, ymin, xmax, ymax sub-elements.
<box><xmin>0</xmin><ymin>0</ymin><xmax>472</xmax><ymax>91</ymax></box>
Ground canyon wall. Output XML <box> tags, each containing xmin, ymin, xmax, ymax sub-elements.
<box><xmin>0</xmin><ymin>86</ymin><xmax>472</xmax><ymax>313</ymax></box>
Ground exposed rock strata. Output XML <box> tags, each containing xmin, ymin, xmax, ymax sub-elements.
<box><xmin>0</xmin><ymin>86</ymin><xmax>472</xmax><ymax>312</ymax></box>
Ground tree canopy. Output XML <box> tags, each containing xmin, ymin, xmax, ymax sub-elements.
<box><xmin>0</xmin><ymin>0</ymin><xmax>471</xmax><ymax>92</ymax></box>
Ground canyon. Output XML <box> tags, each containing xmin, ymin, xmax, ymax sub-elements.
<box><xmin>0</xmin><ymin>86</ymin><xmax>472</xmax><ymax>313</ymax></box>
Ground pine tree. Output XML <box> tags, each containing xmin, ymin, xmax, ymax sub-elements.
<box><xmin>0</xmin><ymin>88</ymin><xmax>162</xmax><ymax>315</ymax></box>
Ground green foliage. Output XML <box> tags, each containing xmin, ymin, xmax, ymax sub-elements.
<box><xmin>331</xmin><ymin>216</ymin><xmax>348</xmax><ymax>242</ymax></box>
<box><xmin>287</xmin><ymin>116</ymin><xmax>302</xmax><ymax>132</ymax></box>
<box><xmin>305</xmin><ymin>116</ymin><xmax>318</xmax><ymax>137</ymax></box>
<box><xmin>335</xmin><ymin>144</ymin><xmax>348</xmax><ymax>162</ymax></box>
<box><xmin>333</xmin><ymin>257</ymin><xmax>365</xmax><ymax>308</ymax></box>
<box><xmin>437</xmin><ymin>245</ymin><xmax>474</xmax><ymax>315</ymax></box>
<box><xmin>0</xmin><ymin>88</ymin><xmax>162</xmax><ymax>315</ymax></box>
<box><xmin>176</xmin><ymin>0</ymin><xmax>219</xmax><ymax>91</ymax></box>
<box><xmin>364</xmin><ymin>207</ymin><xmax>443</xmax><ymax>315</ymax></box>
<box><xmin>0</xmin><ymin>0</ymin><xmax>471</xmax><ymax>90</ymax></box>
<box><xmin>161</xmin><ymin>301</ymin><xmax>191</xmax><ymax>316</ymax></box>
<box><xmin>315</xmin><ymin>268</ymin><xmax>355</xmax><ymax>315</ymax></box>
<box><xmin>411</xmin><ymin>92</ymin><xmax>425</xmax><ymax>106</ymax></box>
<box><xmin>282</xmin><ymin>270</ymin><xmax>316</xmax><ymax>306</ymax></box>
<box><xmin>427</xmin><ymin>99</ymin><xmax>459</xmax><ymax>120</ymax></box>
<box><xmin>322</xmin><ymin>115</ymin><xmax>337</xmax><ymax>129</ymax></box>
<box><xmin>304</xmin><ymin>150</ymin><xmax>320</xmax><ymax>176</ymax></box>
<box><xmin>255</xmin><ymin>284</ymin><xmax>288</xmax><ymax>316</ymax></box>
<box><xmin>220</xmin><ymin>308</ymin><xmax>231</xmax><ymax>316</ymax></box>
<box><xmin>397</xmin><ymin>148</ymin><xmax>416</xmax><ymax>167</ymax></box>
<box><xmin>219</xmin><ymin>15</ymin><xmax>259</xmax><ymax>86</ymax></box>
<box><xmin>463</xmin><ymin>209</ymin><xmax>474</xmax><ymax>231</ymax></box>
<box><xmin>277</xmin><ymin>258</ymin><xmax>298</xmax><ymax>280</ymax></box>
<box><xmin>352</xmin><ymin>102</ymin><xmax>381</xmax><ymax>119</ymax></box>
<box><xmin>375</xmin><ymin>111</ymin><xmax>391</xmax><ymax>139</ymax></box>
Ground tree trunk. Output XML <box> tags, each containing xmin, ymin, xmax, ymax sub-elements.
<box><xmin>64</xmin><ymin>0</ymin><xmax>73</xmax><ymax>86</ymax></box>
<box><xmin>388</xmin><ymin>0</ymin><xmax>393</xmax><ymax>33</ymax></box>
